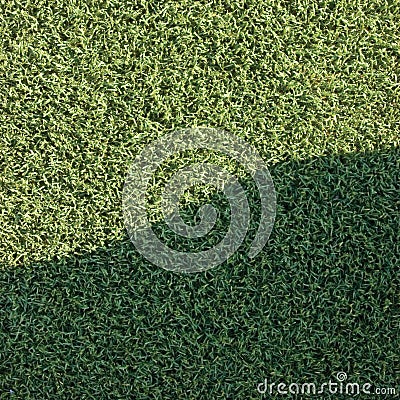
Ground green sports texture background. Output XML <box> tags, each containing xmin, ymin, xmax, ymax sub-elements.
<box><xmin>0</xmin><ymin>0</ymin><xmax>399</xmax><ymax>398</ymax></box>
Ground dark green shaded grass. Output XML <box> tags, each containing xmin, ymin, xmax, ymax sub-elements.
<box><xmin>1</xmin><ymin>149</ymin><xmax>399</xmax><ymax>399</ymax></box>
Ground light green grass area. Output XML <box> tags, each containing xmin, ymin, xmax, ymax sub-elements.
<box><xmin>0</xmin><ymin>0</ymin><xmax>399</xmax><ymax>398</ymax></box>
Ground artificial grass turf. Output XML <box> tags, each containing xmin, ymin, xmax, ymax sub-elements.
<box><xmin>1</xmin><ymin>0</ymin><xmax>399</xmax><ymax>268</ymax></box>
<box><xmin>0</xmin><ymin>0</ymin><xmax>399</xmax><ymax>398</ymax></box>
<box><xmin>1</xmin><ymin>149</ymin><xmax>399</xmax><ymax>399</ymax></box>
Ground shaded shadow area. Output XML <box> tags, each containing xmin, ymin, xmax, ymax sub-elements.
<box><xmin>0</xmin><ymin>148</ymin><xmax>399</xmax><ymax>399</ymax></box>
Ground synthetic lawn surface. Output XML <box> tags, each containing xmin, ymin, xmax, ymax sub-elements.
<box><xmin>0</xmin><ymin>0</ymin><xmax>399</xmax><ymax>399</ymax></box>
